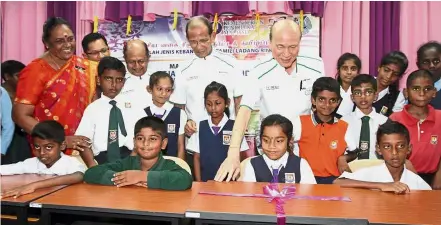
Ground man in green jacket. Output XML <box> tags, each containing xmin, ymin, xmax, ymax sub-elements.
<box><xmin>84</xmin><ymin>116</ymin><xmax>192</xmax><ymax>190</ymax></box>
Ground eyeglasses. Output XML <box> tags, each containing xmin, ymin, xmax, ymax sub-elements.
<box><xmin>188</xmin><ymin>38</ymin><xmax>210</xmax><ymax>47</ymax></box>
<box><xmin>352</xmin><ymin>89</ymin><xmax>375</xmax><ymax>97</ymax></box>
<box><xmin>87</xmin><ymin>47</ymin><xmax>109</xmax><ymax>56</ymax></box>
<box><xmin>126</xmin><ymin>59</ymin><xmax>148</xmax><ymax>66</ymax></box>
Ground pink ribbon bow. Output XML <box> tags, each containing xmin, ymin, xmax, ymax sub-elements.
<box><xmin>199</xmin><ymin>183</ymin><xmax>351</xmax><ymax>225</ymax></box>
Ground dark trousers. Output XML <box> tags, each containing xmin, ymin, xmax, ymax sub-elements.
<box><xmin>315</xmin><ymin>176</ymin><xmax>337</xmax><ymax>184</ymax></box>
<box><xmin>94</xmin><ymin>146</ymin><xmax>131</xmax><ymax>164</ymax></box>
<box><xmin>186</xmin><ymin>151</ymin><xmax>195</xmax><ymax>181</ymax></box>
<box><xmin>419</xmin><ymin>172</ymin><xmax>435</xmax><ymax>186</ymax></box>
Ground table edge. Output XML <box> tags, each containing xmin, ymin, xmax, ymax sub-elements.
<box><xmin>1</xmin><ymin>185</ymin><xmax>68</xmax><ymax>207</ymax></box>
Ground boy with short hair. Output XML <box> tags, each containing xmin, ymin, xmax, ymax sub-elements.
<box><xmin>76</xmin><ymin>56</ymin><xmax>137</xmax><ymax>167</ymax></box>
<box><xmin>334</xmin><ymin>121</ymin><xmax>432</xmax><ymax>193</ymax></box>
<box><xmin>342</xmin><ymin>74</ymin><xmax>388</xmax><ymax>159</ymax></box>
<box><xmin>84</xmin><ymin>116</ymin><xmax>192</xmax><ymax>190</ymax></box>
<box><xmin>293</xmin><ymin>77</ymin><xmax>356</xmax><ymax>184</ymax></box>
<box><xmin>1</xmin><ymin>120</ymin><xmax>86</xmax><ymax>198</ymax></box>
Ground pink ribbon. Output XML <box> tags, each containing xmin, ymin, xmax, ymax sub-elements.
<box><xmin>199</xmin><ymin>183</ymin><xmax>351</xmax><ymax>225</ymax></box>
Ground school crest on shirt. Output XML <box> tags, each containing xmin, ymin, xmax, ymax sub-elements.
<box><xmin>431</xmin><ymin>135</ymin><xmax>438</xmax><ymax>145</ymax></box>
<box><xmin>125</xmin><ymin>102</ymin><xmax>131</xmax><ymax>108</ymax></box>
<box><xmin>360</xmin><ymin>141</ymin><xmax>369</xmax><ymax>151</ymax></box>
<box><xmin>285</xmin><ymin>173</ymin><xmax>295</xmax><ymax>183</ymax></box>
<box><xmin>330</xmin><ymin>140</ymin><xmax>338</xmax><ymax>150</ymax></box>
<box><xmin>223</xmin><ymin>134</ymin><xmax>231</xmax><ymax>146</ymax></box>
<box><xmin>109</xmin><ymin>130</ymin><xmax>117</xmax><ymax>141</ymax></box>
<box><xmin>380</xmin><ymin>106</ymin><xmax>389</xmax><ymax>115</ymax></box>
<box><xmin>168</xmin><ymin>124</ymin><xmax>176</xmax><ymax>133</ymax></box>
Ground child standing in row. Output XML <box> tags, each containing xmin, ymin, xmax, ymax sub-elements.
<box><xmin>390</xmin><ymin>70</ymin><xmax>441</xmax><ymax>189</ymax></box>
<box><xmin>334</xmin><ymin>53</ymin><xmax>362</xmax><ymax>117</ymax></box>
<box><xmin>187</xmin><ymin>81</ymin><xmax>248</xmax><ymax>182</ymax></box>
<box><xmin>241</xmin><ymin>114</ymin><xmax>316</xmax><ymax>184</ymax></box>
<box><xmin>416</xmin><ymin>41</ymin><xmax>441</xmax><ymax>110</ymax></box>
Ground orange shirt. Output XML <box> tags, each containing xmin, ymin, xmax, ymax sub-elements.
<box><xmin>295</xmin><ymin>114</ymin><xmax>349</xmax><ymax>177</ymax></box>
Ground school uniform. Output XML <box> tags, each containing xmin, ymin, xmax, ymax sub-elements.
<box><xmin>132</xmin><ymin>101</ymin><xmax>187</xmax><ymax>157</ymax></box>
<box><xmin>170</xmin><ymin>50</ymin><xmax>245</xmax><ymax>122</ymax></box>
<box><xmin>0</xmin><ymin>153</ymin><xmax>86</xmax><ymax>175</ymax></box>
<box><xmin>187</xmin><ymin>113</ymin><xmax>249</xmax><ymax>181</ymax></box>
<box><xmin>293</xmin><ymin>113</ymin><xmax>353</xmax><ymax>184</ymax></box>
<box><xmin>240</xmin><ymin>55</ymin><xmax>324</xmax><ymax>123</ymax></box>
<box><xmin>372</xmin><ymin>87</ymin><xmax>406</xmax><ymax>116</ymax></box>
<box><xmin>336</xmin><ymin>86</ymin><xmax>354</xmax><ymax>117</ymax></box>
<box><xmin>84</xmin><ymin>153</ymin><xmax>192</xmax><ymax>190</ymax></box>
<box><xmin>339</xmin><ymin>162</ymin><xmax>432</xmax><ymax>190</ymax></box>
<box><xmin>342</xmin><ymin>108</ymin><xmax>389</xmax><ymax>159</ymax></box>
<box><xmin>75</xmin><ymin>94</ymin><xmax>138</xmax><ymax>164</ymax></box>
<box><xmin>430</xmin><ymin>79</ymin><xmax>441</xmax><ymax>110</ymax></box>
<box><xmin>390</xmin><ymin>105</ymin><xmax>441</xmax><ymax>185</ymax></box>
<box><xmin>241</xmin><ymin>152</ymin><xmax>316</xmax><ymax>184</ymax></box>
<box><xmin>119</xmin><ymin>72</ymin><xmax>153</xmax><ymax>110</ymax></box>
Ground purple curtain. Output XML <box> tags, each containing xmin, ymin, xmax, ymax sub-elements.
<box><xmin>369</xmin><ymin>1</ymin><xmax>401</xmax><ymax>76</ymax></box>
<box><xmin>289</xmin><ymin>1</ymin><xmax>325</xmax><ymax>17</ymax></box>
<box><xmin>47</xmin><ymin>1</ymin><xmax>77</xmax><ymax>33</ymax></box>
<box><xmin>105</xmin><ymin>1</ymin><xmax>144</xmax><ymax>22</ymax></box>
<box><xmin>192</xmin><ymin>1</ymin><xmax>249</xmax><ymax>16</ymax></box>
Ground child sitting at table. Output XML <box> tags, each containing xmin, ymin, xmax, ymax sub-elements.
<box><xmin>333</xmin><ymin>121</ymin><xmax>432</xmax><ymax>193</ymax></box>
<box><xmin>0</xmin><ymin>120</ymin><xmax>86</xmax><ymax>198</ymax></box>
<box><xmin>241</xmin><ymin>114</ymin><xmax>316</xmax><ymax>184</ymax></box>
<box><xmin>83</xmin><ymin>116</ymin><xmax>192</xmax><ymax>190</ymax></box>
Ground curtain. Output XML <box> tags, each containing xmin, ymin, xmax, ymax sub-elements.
<box><xmin>143</xmin><ymin>1</ymin><xmax>192</xmax><ymax>22</ymax></box>
<box><xmin>105</xmin><ymin>1</ymin><xmax>144</xmax><ymax>22</ymax></box>
<box><xmin>192</xmin><ymin>1</ymin><xmax>249</xmax><ymax>16</ymax></box>
<box><xmin>47</xmin><ymin>1</ymin><xmax>77</xmax><ymax>33</ymax></box>
<box><xmin>248</xmin><ymin>1</ymin><xmax>292</xmax><ymax>15</ymax></box>
<box><xmin>76</xmin><ymin>1</ymin><xmax>106</xmax><ymax>55</ymax></box>
<box><xmin>289</xmin><ymin>1</ymin><xmax>325</xmax><ymax>17</ymax></box>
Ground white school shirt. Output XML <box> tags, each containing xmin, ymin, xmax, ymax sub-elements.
<box><xmin>186</xmin><ymin>113</ymin><xmax>249</xmax><ymax>153</ymax></box>
<box><xmin>337</xmin><ymin>86</ymin><xmax>354</xmax><ymax>117</ymax></box>
<box><xmin>240</xmin><ymin>55</ymin><xmax>325</xmax><ymax>123</ymax></box>
<box><xmin>0</xmin><ymin>153</ymin><xmax>87</xmax><ymax>176</ymax></box>
<box><xmin>119</xmin><ymin>72</ymin><xmax>153</xmax><ymax>110</ymax></box>
<box><xmin>241</xmin><ymin>152</ymin><xmax>317</xmax><ymax>184</ymax></box>
<box><xmin>75</xmin><ymin>95</ymin><xmax>137</xmax><ymax>156</ymax></box>
<box><xmin>339</xmin><ymin>163</ymin><xmax>432</xmax><ymax>190</ymax></box>
<box><xmin>376</xmin><ymin>87</ymin><xmax>406</xmax><ymax>112</ymax></box>
<box><xmin>169</xmin><ymin>50</ymin><xmax>245</xmax><ymax>122</ymax></box>
<box><xmin>341</xmin><ymin>108</ymin><xmax>388</xmax><ymax>159</ymax></box>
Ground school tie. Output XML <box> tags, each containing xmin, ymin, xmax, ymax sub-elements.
<box><xmin>358</xmin><ymin>116</ymin><xmax>370</xmax><ymax>159</ymax></box>
<box><xmin>212</xmin><ymin>126</ymin><xmax>220</xmax><ymax>135</ymax></box>
<box><xmin>107</xmin><ymin>100</ymin><xmax>127</xmax><ymax>162</ymax></box>
<box><xmin>153</xmin><ymin>113</ymin><xmax>164</xmax><ymax>119</ymax></box>
<box><xmin>271</xmin><ymin>168</ymin><xmax>279</xmax><ymax>183</ymax></box>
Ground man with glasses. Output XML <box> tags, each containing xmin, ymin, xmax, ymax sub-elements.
<box><xmin>81</xmin><ymin>33</ymin><xmax>110</xmax><ymax>62</ymax></box>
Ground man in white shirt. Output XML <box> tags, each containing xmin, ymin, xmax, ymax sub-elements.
<box><xmin>120</xmin><ymin>39</ymin><xmax>153</xmax><ymax>110</ymax></box>
<box><xmin>170</xmin><ymin>16</ymin><xmax>245</xmax><ymax>136</ymax></box>
<box><xmin>215</xmin><ymin>19</ymin><xmax>324</xmax><ymax>182</ymax></box>
<box><xmin>334</xmin><ymin>121</ymin><xmax>432</xmax><ymax>193</ymax></box>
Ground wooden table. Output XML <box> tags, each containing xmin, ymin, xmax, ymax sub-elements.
<box><xmin>32</xmin><ymin>182</ymin><xmax>201</xmax><ymax>225</ymax></box>
<box><xmin>186</xmin><ymin>182</ymin><xmax>441</xmax><ymax>225</ymax></box>
<box><xmin>1</xmin><ymin>174</ymin><xmax>66</xmax><ymax>224</ymax></box>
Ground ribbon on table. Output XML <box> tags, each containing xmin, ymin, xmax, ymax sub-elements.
<box><xmin>199</xmin><ymin>183</ymin><xmax>351</xmax><ymax>225</ymax></box>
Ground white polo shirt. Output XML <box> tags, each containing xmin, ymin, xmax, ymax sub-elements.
<box><xmin>241</xmin><ymin>152</ymin><xmax>317</xmax><ymax>184</ymax></box>
<box><xmin>0</xmin><ymin>153</ymin><xmax>86</xmax><ymax>176</ymax></box>
<box><xmin>337</xmin><ymin>86</ymin><xmax>354</xmax><ymax>117</ymax></box>
<box><xmin>119</xmin><ymin>72</ymin><xmax>153</xmax><ymax>110</ymax></box>
<box><xmin>186</xmin><ymin>113</ymin><xmax>249</xmax><ymax>153</ymax></box>
<box><xmin>339</xmin><ymin>163</ymin><xmax>432</xmax><ymax>190</ymax></box>
<box><xmin>341</xmin><ymin>108</ymin><xmax>389</xmax><ymax>159</ymax></box>
<box><xmin>169</xmin><ymin>50</ymin><xmax>245</xmax><ymax>122</ymax></box>
<box><xmin>240</xmin><ymin>55</ymin><xmax>325</xmax><ymax>122</ymax></box>
<box><xmin>75</xmin><ymin>95</ymin><xmax>138</xmax><ymax>156</ymax></box>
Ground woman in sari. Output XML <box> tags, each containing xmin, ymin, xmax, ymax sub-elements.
<box><xmin>13</xmin><ymin>17</ymin><xmax>97</xmax><ymax>155</ymax></box>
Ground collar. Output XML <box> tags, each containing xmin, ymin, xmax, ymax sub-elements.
<box><xmin>340</xmin><ymin>85</ymin><xmax>352</xmax><ymax>94</ymax></box>
<box><xmin>274</xmin><ymin>57</ymin><xmax>298</xmax><ymax>75</ymax></box>
<box><xmin>401</xmin><ymin>104</ymin><xmax>436</xmax><ymax>124</ymax></box>
<box><xmin>262</xmin><ymin>152</ymin><xmax>289</xmax><ymax>169</ymax></box>
<box><xmin>312</xmin><ymin>112</ymin><xmax>338</xmax><ymax>126</ymax></box>
<box><xmin>381</xmin><ymin>162</ymin><xmax>408</xmax><ymax>183</ymax></box>
<box><xmin>126</xmin><ymin>72</ymin><xmax>149</xmax><ymax>80</ymax></box>
<box><xmin>354</xmin><ymin>107</ymin><xmax>377</xmax><ymax>119</ymax></box>
<box><xmin>208</xmin><ymin>113</ymin><xmax>229</xmax><ymax>128</ymax></box>
<box><xmin>42</xmin><ymin>153</ymin><xmax>65</xmax><ymax>169</ymax></box>
<box><xmin>435</xmin><ymin>79</ymin><xmax>441</xmax><ymax>91</ymax></box>
<box><xmin>150</xmin><ymin>101</ymin><xmax>173</xmax><ymax>115</ymax></box>
<box><xmin>133</xmin><ymin>152</ymin><xmax>164</xmax><ymax>170</ymax></box>
<box><xmin>99</xmin><ymin>94</ymin><xmax>113</xmax><ymax>102</ymax></box>
<box><xmin>198</xmin><ymin>48</ymin><xmax>215</xmax><ymax>60</ymax></box>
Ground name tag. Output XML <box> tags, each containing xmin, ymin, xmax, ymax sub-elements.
<box><xmin>223</xmin><ymin>134</ymin><xmax>231</xmax><ymax>145</ymax></box>
<box><xmin>168</xmin><ymin>124</ymin><xmax>176</xmax><ymax>133</ymax></box>
<box><xmin>223</xmin><ymin>130</ymin><xmax>232</xmax><ymax>135</ymax></box>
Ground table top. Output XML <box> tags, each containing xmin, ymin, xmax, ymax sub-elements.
<box><xmin>32</xmin><ymin>182</ymin><xmax>202</xmax><ymax>218</ymax></box>
<box><xmin>1</xmin><ymin>174</ymin><xmax>66</xmax><ymax>206</ymax></box>
<box><xmin>186</xmin><ymin>181</ymin><xmax>441</xmax><ymax>225</ymax></box>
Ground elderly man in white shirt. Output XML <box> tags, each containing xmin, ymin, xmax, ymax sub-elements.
<box><xmin>215</xmin><ymin>19</ymin><xmax>325</xmax><ymax>182</ymax></box>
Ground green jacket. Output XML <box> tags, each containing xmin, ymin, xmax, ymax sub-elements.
<box><xmin>84</xmin><ymin>154</ymin><xmax>192</xmax><ymax>190</ymax></box>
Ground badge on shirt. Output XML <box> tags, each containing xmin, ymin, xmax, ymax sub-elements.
<box><xmin>125</xmin><ymin>102</ymin><xmax>131</xmax><ymax>108</ymax></box>
<box><xmin>330</xmin><ymin>140</ymin><xmax>338</xmax><ymax>150</ymax></box>
<box><xmin>168</xmin><ymin>124</ymin><xmax>176</xmax><ymax>133</ymax></box>
<box><xmin>360</xmin><ymin>141</ymin><xmax>369</xmax><ymax>151</ymax></box>
<box><xmin>285</xmin><ymin>173</ymin><xmax>295</xmax><ymax>183</ymax></box>
<box><xmin>109</xmin><ymin>130</ymin><xmax>117</xmax><ymax>141</ymax></box>
<box><xmin>431</xmin><ymin>135</ymin><xmax>438</xmax><ymax>145</ymax></box>
<box><xmin>380</xmin><ymin>106</ymin><xmax>388</xmax><ymax>115</ymax></box>
<box><xmin>223</xmin><ymin>134</ymin><xmax>231</xmax><ymax>145</ymax></box>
